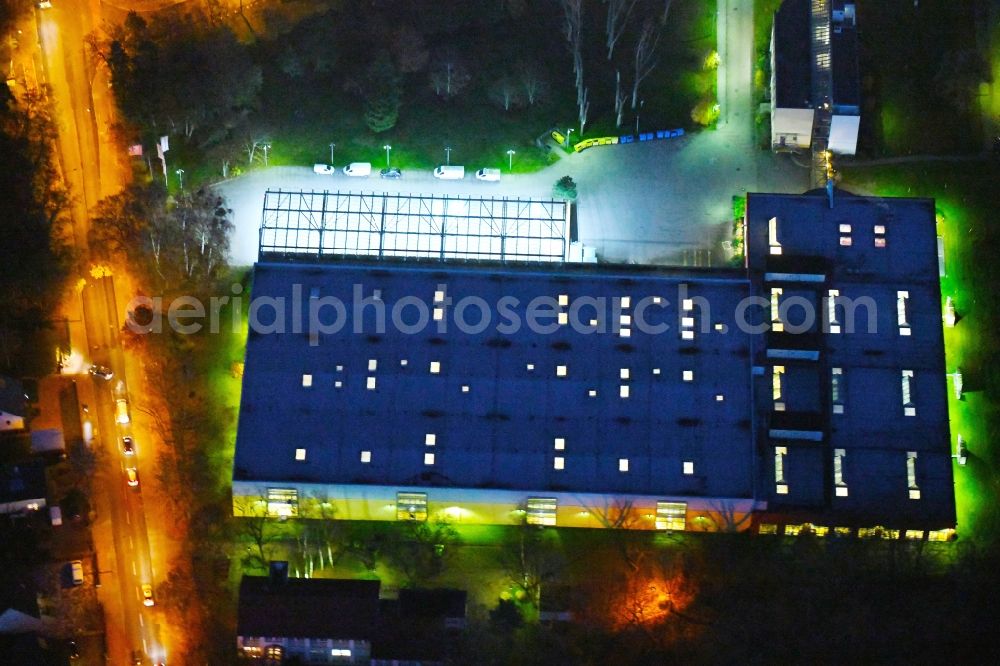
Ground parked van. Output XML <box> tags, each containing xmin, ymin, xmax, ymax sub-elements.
<box><xmin>50</xmin><ymin>505</ymin><xmax>62</xmax><ymax>526</ymax></box>
<box><xmin>343</xmin><ymin>162</ymin><xmax>372</xmax><ymax>176</ymax></box>
<box><xmin>475</xmin><ymin>168</ymin><xmax>501</xmax><ymax>182</ymax></box>
<box><xmin>433</xmin><ymin>165</ymin><xmax>465</xmax><ymax>180</ymax></box>
<box><xmin>313</xmin><ymin>164</ymin><xmax>334</xmax><ymax>175</ymax></box>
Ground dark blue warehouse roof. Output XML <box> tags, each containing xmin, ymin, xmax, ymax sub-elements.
<box><xmin>745</xmin><ymin>190</ymin><xmax>954</xmax><ymax>529</ymax></box>
<box><xmin>234</xmin><ymin>261</ymin><xmax>758</xmax><ymax>500</ymax></box>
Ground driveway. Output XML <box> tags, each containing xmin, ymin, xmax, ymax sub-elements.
<box><xmin>217</xmin><ymin>0</ymin><xmax>807</xmax><ymax>267</ymax></box>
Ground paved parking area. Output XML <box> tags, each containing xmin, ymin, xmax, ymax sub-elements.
<box><xmin>216</xmin><ymin>0</ymin><xmax>807</xmax><ymax>267</ymax></box>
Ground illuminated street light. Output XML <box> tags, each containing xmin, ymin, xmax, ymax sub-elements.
<box><xmin>383</xmin><ymin>144</ymin><xmax>392</xmax><ymax>168</ymax></box>
<box><xmin>955</xmin><ymin>434</ymin><xmax>968</xmax><ymax>466</ymax></box>
<box><xmin>949</xmin><ymin>370</ymin><xmax>963</xmax><ymax>400</ymax></box>
<box><xmin>445</xmin><ymin>146</ymin><xmax>452</xmax><ymax>165</ymax></box>
<box><xmin>635</xmin><ymin>98</ymin><xmax>644</xmax><ymax>135</ymax></box>
<box><xmin>175</xmin><ymin>168</ymin><xmax>184</xmax><ymax>189</ymax></box>
<box><xmin>944</xmin><ymin>296</ymin><xmax>956</xmax><ymax>327</ymax></box>
<box><xmin>506</xmin><ymin>149</ymin><xmax>515</xmax><ymax>171</ymax></box>
<box><xmin>566</xmin><ymin>128</ymin><xmax>574</xmax><ymax>147</ymax></box>
<box><xmin>329</xmin><ymin>142</ymin><xmax>336</xmax><ymax>164</ymax></box>
<box><xmin>261</xmin><ymin>142</ymin><xmax>271</xmax><ymax>167</ymax></box>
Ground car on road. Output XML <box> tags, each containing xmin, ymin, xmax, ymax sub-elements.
<box><xmin>115</xmin><ymin>398</ymin><xmax>130</xmax><ymax>424</ymax></box>
<box><xmin>313</xmin><ymin>163</ymin><xmax>334</xmax><ymax>174</ymax></box>
<box><xmin>89</xmin><ymin>365</ymin><xmax>113</xmax><ymax>380</ymax></box>
<box><xmin>380</xmin><ymin>167</ymin><xmax>402</xmax><ymax>179</ymax></box>
<box><xmin>475</xmin><ymin>168</ymin><xmax>502</xmax><ymax>182</ymax></box>
<box><xmin>343</xmin><ymin>162</ymin><xmax>371</xmax><ymax>176</ymax></box>
<box><xmin>126</xmin><ymin>466</ymin><xmax>139</xmax><ymax>487</ymax></box>
<box><xmin>70</xmin><ymin>560</ymin><xmax>84</xmax><ymax>585</ymax></box>
<box><xmin>37</xmin><ymin>1</ymin><xmax>53</xmax><ymax>9</ymax></box>
<box><xmin>142</xmin><ymin>584</ymin><xmax>155</xmax><ymax>607</ymax></box>
<box><xmin>122</xmin><ymin>436</ymin><xmax>135</xmax><ymax>456</ymax></box>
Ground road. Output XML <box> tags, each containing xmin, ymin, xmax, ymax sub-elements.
<box><xmin>30</xmin><ymin>2</ymin><xmax>170</xmax><ymax>664</ymax></box>
<box><xmin>218</xmin><ymin>0</ymin><xmax>806</xmax><ymax>268</ymax></box>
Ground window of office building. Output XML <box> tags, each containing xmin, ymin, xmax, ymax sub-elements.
<box><xmin>526</xmin><ymin>497</ymin><xmax>557</xmax><ymax>526</ymax></box>
<box><xmin>266</xmin><ymin>488</ymin><xmax>299</xmax><ymax>517</ymax></box>
<box><xmin>396</xmin><ymin>492</ymin><xmax>428</xmax><ymax>521</ymax></box>
<box><xmin>655</xmin><ymin>501</ymin><xmax>687</xmax><ymax>531</ymax></box>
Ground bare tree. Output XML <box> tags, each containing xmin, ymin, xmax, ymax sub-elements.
<box><xmin>489</xmin><ymin>75</ymin><xmax>523</xmax><ymax>111</ymax></box>
<box><xmin>499</xmin><ymin>516</ymin><xmax>565</xmax><ymax>607</ymax></box>
<box><xmin>516</xmin><ymin>60</ymin><xmax>547</xmax><ymax>106</ymax></box>
<box><xmin>614</xmin><ymin>69</ymin><xmax>628</xmax><ymax>128</ymax></box>
<box><xmin>429</xmin><ymin>48</ymin><xmax>471</xmax><ymax>100</ymax></box>
<box><xmin>604</xmin><ymin>0</ymin><xmax>638</xmax><ymax>60</ymax></box>
<box><xmin>561</xmin><ymin>0</ymin><xmax>590</xmax><ymax>133</ymax></box>
<box><xmin>631</xmin><ymin>17</ymin><xmax>662</xmax><ymax>110</ymax></box>
<box><xmin>234</xmin><ymin>496</ymin><xmax>279</xmax><ymax>570</ymax></box>
<box><xmin>243</xmin><ymin>136</ymin><xmax>267</xmax><ymax>166</ymax></box>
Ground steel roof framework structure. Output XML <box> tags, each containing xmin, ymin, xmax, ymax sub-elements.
<box><xmin>259</xmin><ymin>189</ymin><xmax>570</xmax><ymax>262</ymax></box>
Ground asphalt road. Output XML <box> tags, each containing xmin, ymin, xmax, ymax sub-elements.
<box><xmin>32</xmin><ymin>1</ymin><xmax>169</xmax><ymax>663</ymax></box>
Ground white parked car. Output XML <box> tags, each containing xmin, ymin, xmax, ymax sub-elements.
<box><xmin>475</xmin><ymin>168</ymin><xmax>501</xmax><ymax>182</ymax></box>
<box><xmin>343</xmin><ymin>162</ymin><xmax>371</xmax><ymax>176</ymax></box>
<box><xmin>313</xmin><ymin>164</ymin><xmax>334</xmax><ymax>175</ymax></box>
<box><xmin>434</xmin><ymin>165</ymin><xmax>465</xmax><ymax>180</ymax></box>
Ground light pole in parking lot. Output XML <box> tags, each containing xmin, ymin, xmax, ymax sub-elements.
<box><xmin>566</xmin><ymin>128</ymin><xmax>574</xmax><ymax>147</ymax></box>
<box><xmin>383</xmin><ymin>144</ymin><xmax>392</xmax><ymax>168</ymax></box>
<box><xmin>445</xmin><ymin>146</ymin><xmax>452</xmax><ymax>165</ymax></box>
<box><xmin>329</xmin><ymin>142</ymin><xmax>336</xmax><ymax>165</ymax></box>
<box><xmin>506</xmin><ymin>149</ymin><xmax>515</xmax><ymax>172</ymax></box>
<box><xmin>175</xmin><ymin>168</ymin><xmax>184</xmax><ymax>189</ymax></box>
<box><xmin>635</xmin><ymin>98</ymin><xmax>644</xmax><ymax>135</ymax></box>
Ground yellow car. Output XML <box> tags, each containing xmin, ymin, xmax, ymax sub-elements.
<box><xmin>141</xmin><ymin>584</ymin><xmax>154</xmax><ymax>607</ymax></box>
<box><xmin>126</xmin><ymin>467</ymin><xmax>139</xmax><ymax>487</ymax></box>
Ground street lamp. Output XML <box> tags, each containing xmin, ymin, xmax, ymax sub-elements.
<box><xmin>261</xmin><ymin>142</ymin><xmax>271</xmax><ymax>167</ymax></box>
<box><xmin>383</xmin><ymin>144</ymin><xmax>392</xmax><ymax>168</ymax></box>
<box><xmin>506</xmin><ymin>149</ymin><xmax>516</xmax><ymax>172</ymax></box>
<box><xmin>635</xmin><ymin>98</ymin><xmax>645</xmax><ymax>135</ymax></box>
<box><xmin>445</xmin><ymin>146</ymin><xmax>452</xmax><ymax>165</ymax></box>
<box><xmin>566</xmin><ymin>128</ymin><xmax>574</xmax><ymax>147</ymax></box>
<box><xmin>175</xmin><ymin>168</ymin><xmax>185</xmax><ymax>189</ymax></box>
<box><xmin>329</xmin><ymin>142</ymin><xmax>336</xmax><ymax>165</ymax></box>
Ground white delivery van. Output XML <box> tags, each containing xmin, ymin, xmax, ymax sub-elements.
<box><xmin>313</xmin><ymin>164</ymin><xmax>334</xmax><ymax>175</ymax></box>
<box><xmin>343</xmin><ymin>162</ymin><xmax>372</xmax><ymax>176</ymax></box>
<box><xmin>50</xmin><ymin>506</ymin><xmax>62</xmax><ymax>526</ymax></box>
<box><xmin>475</xmin><ymin>168</ymin><xmax>501</xmax><ymax>182</ymax></box>
<box><xmin>434</xmin><ymin>165</ymin><xmax>465</xmax><ymax>180</ymax></box>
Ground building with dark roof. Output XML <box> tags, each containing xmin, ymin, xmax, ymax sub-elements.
<box><xmin>770</xmin><ymin>0</ymin><xmax>860</xmax><ymax>155</ymax></box>
<box><xmin>237</xmin><ymin>565</ymin><xmax>380</xmax><ymax>663</ymax></box>
<box><xmin>233</xmin><ymin>189</ymin><xmax>955</xmax><ymax>540</ymax></box>
<box><xmin>0</xmin><ymin>375</ymin><xmax>27</xmax><ymax>432</ymax></box>
<box><xmin>233</xmin><ymin>261</ymin><xmax>761</xmax><ymax>530</ymax></box>
<box><xmin>0</xmin><ymin>462</ymin><xmax>46</xmax><ymax>516</ymax></box>
<box><xmin>746</xmin><ymin>190</ymin><xmax>954</xmax><ymax>536</ymax></box>
<box><xmin>237</xmin><ymin>565</ymin><xmax>467</xmax><ymax>664</ymax></box>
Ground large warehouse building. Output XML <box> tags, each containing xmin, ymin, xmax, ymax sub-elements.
<box><xmin>232</xmin><ymin>189</ymin><xmax>955</xmax><ymax>539</ymax></box>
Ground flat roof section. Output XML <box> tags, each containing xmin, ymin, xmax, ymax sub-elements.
<box><xmin>773</xmin><ymin>0</ymin><xmax>812</xmax><ymax>109</ymax></box>
<box><xmin>747</xmin><ymin>190</ymin><xmax>939</xmax><ymax>285</ymax></box>
<box><xmin>259</xmin><ymin>190</ymin><xmax>569</xmax><ymax>263</ymax></box>
<box><xmin>233</xmin><ymin>261</ymin><xmax>757</xmax><ymax>500</ymax></box>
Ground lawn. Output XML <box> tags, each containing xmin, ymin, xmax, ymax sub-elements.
<box><xmin>857</xmin><ymin>0</ymin><xmax>983</xmax><ymax>156</ymax></box>
<box><xmin>841</xmin><ymin>160</ymin><xmax>1000</xmax><ymax>540</ymax></box>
